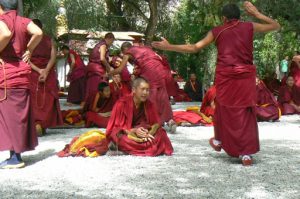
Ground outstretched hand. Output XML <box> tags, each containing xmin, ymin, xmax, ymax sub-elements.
<box><xmin>151</xmin><ymin>37</ymin><xmax>170</xmax><ymax>51</ymax></box>
<box><xmin>244</xmin><ymin>1</ymin><xmax>261</xmax><ymax>17</ymax></box>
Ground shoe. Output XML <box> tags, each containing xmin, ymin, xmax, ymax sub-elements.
<box><xmin>0</xmin><ymin>157</ymin><xmax>25</xmax><ymax>169</ymax></box>
<box><xmin>241</xmin><ymin>155</ymin><xmax>253</xmax><ymax>166</ymax></box>
<box><xmin>168</xmin><ymin>120</ymin><xmax>177</xmax><ymax>134</ymax></box>
<box><xmin>209</xmin><ymin>137</ymin><xmax>221</xmax><ymax>152</ymax></box>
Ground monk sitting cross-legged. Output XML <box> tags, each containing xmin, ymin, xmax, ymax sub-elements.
<box><xmin>85</xmin><ymin>82</ymin><xmax>116</xmax><ymax>128</ymax></box>
<box><xmin>278</xmin><ymin>76</ymin><xmax>300</xmax><ymax>114</ymax></box>
<box><xmin>106</xmin><ymin>77</ymin><xmax>173</xmax><ymax>156</ymax></box>
<box><xmin>255</xmin><ymin>77</ymin><xmax>281</xmax><ymax>121</ymax></box>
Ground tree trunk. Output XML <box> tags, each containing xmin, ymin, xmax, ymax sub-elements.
<box><xmin>105</xmin><ymin>0</ymin><xmax>131</xmax><ymax>31</ymax></box>
<box><xmin>144</xmin><ymin>0</ymin><xmax>158</xmax><ymax>45</ymax></box>
<box><xmin>18</xmin><ymin>0</ymin><xmax>24</xmax><ymax>16</ymax></box>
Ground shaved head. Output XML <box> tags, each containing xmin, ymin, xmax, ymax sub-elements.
<box><xmin>132</xmin><ymin>77</ymin><xmax>149</xmax><ymax>89</ymax></box>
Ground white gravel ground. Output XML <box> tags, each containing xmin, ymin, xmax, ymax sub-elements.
<box><xmin>0</xmin><ymin>102</ymin><xmax>300</xmax><ymax>199</ymax></box>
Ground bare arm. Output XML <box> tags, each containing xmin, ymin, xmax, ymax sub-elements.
<box><xmin>100</xmin><ymin>45</ymin><xmax>111</xmax><ymax>73</ymax></box>
<box><xmin>244</xmin><ymin>1</ymin><xmax>281</xmax><ymax>33</ymax></box>
<box><xmin>0</xmin><ymin>21</ymin><xmax>12</xmax><ymax>53</ymax></box>
<box><xmin>45</xmin><ymin>39</ymin><xmax>57</xmax><ymax>72</ymax></box>
<box><xmin>92</xmin><ymin>93</ymin><xmax>100</xmax><ymax>112</ymax></box>
<box><xmin>23</xmin><ymin>21</ymin><xmax>43</xmax><ymax>62</ymax></box>
<box><xmin>151</xmin><ymin>31</ymin><xmax>214</xmax><ymax>53</ymax></box>
<box><xmin>110</xmin><ymin>55</ymin><xmax>130</xmax><ymax>75</ymax></box>
<box><xmin>69</xmin><ymin>53</ymin><xmax>76</xmax><ymax>72</ymax></box>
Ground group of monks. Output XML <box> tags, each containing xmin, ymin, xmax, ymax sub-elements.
<box><xmin>0</xmin><ymin>0</ymin><xmax>297</xmax><ymax>169</ymax></box>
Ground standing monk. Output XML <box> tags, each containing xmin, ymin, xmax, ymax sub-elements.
<box><xmin>61</xmin><ymin>45</ymin><xmax>85</xmax><ymax>105</ymax></box>
<box><xmin>85</xmin><ymin>33</ymin><xmax>115</xmax><ymax>101</ymax></box>
<box><xmin>110</xmin><ymin>43</ymin><xmax>176</xmax><ymax>132</ymax></box>
<box><xmin>0</xmin><ymin>0</ymin><xmax>43</xmax><ymax>169</ymax></box>
<box><xmin>106</xmin><ymin>78</ymin><xmax>173</xmax><ymax>156</ymax></box>
<box><xmin>152</xmin><ymin>2</ymin><xmax>280</xmax><ymax>166</ymax></box>
<box><xmin>289</xmin><ymin>52</ymin><xmax>300</xmax><ymax>105</ymax></box>
<box><xmin>29</xmin><ymin>19</ymin><xmax>63</xmax><ymax>136</ymax></box>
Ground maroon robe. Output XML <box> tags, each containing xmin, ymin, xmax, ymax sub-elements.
<box><xmin>278</xmin><ymin>85</ymin><xmax>300</xmax><ymax>114</ymax></box>
<box><xmin>160</xmin><ymin>55</ymin><xmax>178</xmax><ymax>97</ymax></box>
<box><xmin>85</xmin><ymin>92</ymin><xmax>116</xmax><ymax>128</ymax></box>
<box><xmin>67</xmin><ymin>50</ymin><xmax>85</xmax><ymax>104</ymax></box>
<box><xmin>0</xmin><ymin>11</ymin><xmax>38</xmax><ymax>153</ymax></box>
<box><xmin>30</xmin><ymin>35</ymin><xmax>63</xmax><ymax>128</ymax></box>
<box><xmin>106</xmin><ymin>95</ymin><xmax>173</xmax><ymax>156</ymax></box>
<box><xmin>256</xmin><ymin>81</ymin><xmax>280</xmax><ymax>121</ymax></box>
<box><xmin>289</xmin><ymin>61</ymin><xmax>300</xmax><ymax>104</ymax></box>
<box><xmin>109</xmin><ymin>81</ymin><xmax>131</xmax><ymax>100</ymax></box>
<box><xmin>85</xmin><ymin>40</ymin><xmax>109</xmax><ymax>101</ymax></box>
<box><xmin>126</xmin><ymin>46</ymin><xmax>173</xmax><ymax>124</ymax></box>
<box><xmin>200</xmin><ymin>86</ymin><xmax>216</xmax><ymax>117</ymax></box>
<box><xmin>212</xmin><ymin>20</ymin><xmax>259</xmax><ymax>157</ymax></box>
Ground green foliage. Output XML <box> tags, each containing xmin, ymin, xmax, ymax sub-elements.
<box><xmin>158</xmin><ymin>0</ymin><xmax>300</xmax><ymax>85</ymax></box>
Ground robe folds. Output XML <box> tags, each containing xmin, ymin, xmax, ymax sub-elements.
<box><xmin>200</xmin><ymin>86</ymin><xmax>216</xmax><ymax>117</ymax></box>
<box><xmin>30</xmin><ymin>35</ymin><xmax>63</xmax><ymax>128</ymax></box>
<box><xmin>256</xmin><ymin>81</ymin><xmax>280</xmax><ymax>121</ymax></box>
<box><xmin>106</xmin><ymin>95</ymin><xmax>173</xmax><ymax>156</ymax></box>
<box><xmin>126</xmin><ymin>46</ymin><xmax>173</xmax><ymax>123</ymax></box>
<box><xmin>278</xmin><ymin>85</ymin><xmax>300</xmax><ymax>115</ymax></box>
<box><xmin>212</xmin><ymin>20</ymin><xmax>259</xmax><ymax>157</ymax></box>
<box><xmin>67</xmin><ymin>50</ymin><xmax>85</xmax><ymax>104</ymax></box>
<box><xmin>84</xmin><ymin>92</ymin><xmax>116</xmax><ymax>128</ymax></box>
<box><xmin>85</xmin><ymin>40</ymin><xmax>109</xmax><ymax>101</ymax></box>
<box><xmin>0</xmin><ymin>10</ymin><xmax>38</xmax><ymax>153</ymax></box>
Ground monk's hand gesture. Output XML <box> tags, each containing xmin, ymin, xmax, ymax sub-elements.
<box><xmin>39</xmin><ymin>69</ymin><xmax>49</xmax><ymax>82</ymax></box>
<box><xmin>135</xmin><ymin>127</ymin><xmax>149</xmax><ymax>138</ymax></box>
<box><xmin>0</xmin><ymin>58</ymin><xmax>4</xmax><ymax>66</ymax></box>
<box><xmin>151</xmin><ymin>37</ymin><xmax>170</xmax><ymax>51</ymax></box>
<box><xmin>22</xmin><ymin>49</ymin><xmax>32</xmax><ymax>63</ymax></box>
<box><xmin>244</xmin><ymin>1</ymin><xmax>261</xmax><ymax>18</ymax></box>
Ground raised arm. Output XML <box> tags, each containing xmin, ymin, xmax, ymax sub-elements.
<box><xmin>100</xmin><ymin>45</ymin><xmax>112</xmax><ymax>73</ymax></box>
<box><xmin>23</xmin><ymin>21</ymin><xmax>43</xmax><ymax>62</ymax></box>
<box><xmin>0</xmin><ymin>21</ymin><xmax>12</xmax><ymax>53</ymax></box>
<box><xmin>244</xmin><ymin>1</ymin><xmax>280</xmax><ymax>33</ymax></box>
<box><xmin>152</xmin><ymin>31</ymin><xmax>214</xmax><ymax>53</ymax></box>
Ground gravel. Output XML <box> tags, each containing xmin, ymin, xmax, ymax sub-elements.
<box><xmin>0</xmin><ymin>102</ymin><xmax>299</xmax><ymax>199</ymax></box>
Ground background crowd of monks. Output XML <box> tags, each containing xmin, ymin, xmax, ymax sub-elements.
<box><xmin>0</xmin><ymin>0</ymin><xmax>299</xmax><ymax>169</ymax></box>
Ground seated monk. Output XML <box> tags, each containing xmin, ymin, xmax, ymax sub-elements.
<box><xmin>85</xmin><ymin>82</ymin><xmax>116</xmax><ymax>128</ymax></box>
<box><xmin>184</xmin><ymin>73</ymin><xmax>203</xmax><ymax>101</ymax></box>
<box><xmin>256</xmin><ymin>78</ymin><xmax>281</xmax><ymax>121</ymax></box>
<box><xmin>200</xmin><ymin>86</ymin><xmax>216</xmax><ymax>118</ymax></box>
<box><xmin>278</xmin><ymin>76</ymin><xmax>300</xmax><ymax>114</ymax></box>
<box><xmin>109</xmin><ymin>74</ymin><xmax>131</xmax><ymax>100</ymax></box>
<box><xmin>172</xmin><ymin>74</ymin><xmax>191</xmax><ymax>102</ymax></box>
<box><xmin>263</xmin><ymin>71</ymin><xmax>281</xmax><ymax>96</ymax></box>
<box><xmin>106</xmin><ymin>77</ymin><xmax>173</xmax><ymax>156</ymax></box>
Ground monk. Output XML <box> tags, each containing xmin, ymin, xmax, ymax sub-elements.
<box><xmin>290</xmin><ymin>52</ymin><xmax>300</xmax><ymax>105</ymax></box>
<box><xmin>110</xmin><ymin>54</ymin><xmax>131</xmax><ymax>87</ymax></box>
<box><xmin>152</xmin><ymin>1</ymin><xmax>280</xmax><ymax>166</ymax></box>
<box><xmin>109</xmin><ymin>74</ymin><xmax>131</xmax><ymax>100</ymax></box>
<box><xmin>263</xmin><ymin>71</ymin><xmax>281</xmax><ymax>96</ymax></box>
<box><xmin>256</xmin><ymin>78</ymin><xmax>280</xmax><ymax>121</ymax></box>
<box><xmin>85</xmin><ymin>33</ymin><xmax>115</xmax><ymax>101</ymax></box>
<box><xmin>0</xmin><ymin>0</ymin><xmax>43</xmax><ymax>169</ymax></box>
<box><xmin>200</xmin><ymin>86</ymin><xmax>216</xmax><ymax>118</ymax></box>
<box><xmin>110</xmin><ymin>42</ymin><xmax>176</xmax><ymax>132</ymax></box>
<box><xmin>106</xmin><ymin>78</ymin><xmax>173</xmax><ymax>156</ymax></box>
<box><xmin>159</xmin><ymin>54</ymin><xmax>178</xmax><ymax>98</ymax></box>
<box><xmin>29</xmin><ymin>19</ymin><xmax>63</xmax><ymax>136</ymax></box>
<box><xmin>278</xmin><ymin>76</ymin><xmax>300</xmax><ymax>114</ymax></box>
<box><xmin>85</xmin><ymin>82</ymin><xmax>116</xmax><ymax>128</ymax></box>
<box><xmin>172</xmin><ymin>74</ymin><xmax>191</xmax><ymax>102</ymax></box>
<box><xmin>184</xmin><ymin>73</ymin><xmax>203</xmax><ymax>101</ymax></box>
<box><xmin>61</xmin><ymin>45</ymin><xmax>85</xmax><ymax>105</ymax></box>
